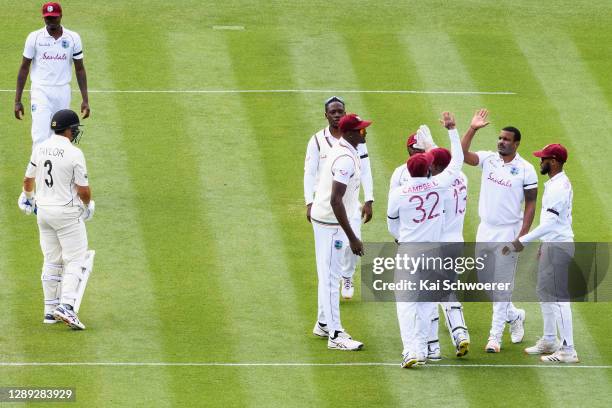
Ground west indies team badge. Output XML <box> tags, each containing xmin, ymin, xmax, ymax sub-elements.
<box><xmin>334</xmin><ymin>240</ymin><xmax>343</xmax><ymax>250</ymax></box>
<box><xmin>509</xmin><ymin>166</ymin><xmax>519</xmax><ymax>175</ymax></box>
<box><xmin>61</xmin><ymin>39</ymin><xmax>69</xmax><ymax>48</ymax></box>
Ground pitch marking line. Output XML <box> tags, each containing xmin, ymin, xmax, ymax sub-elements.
<box><xmin>212</xmin><ymin>25</ymin><xmax>245</xmax><ymax>30</ymax></box>
<box><xmin>0</xmin><ymin>362</ymin><xmax>609</xmax><ymax>369</ymax></box>
<box><xmin>0</xmin><ymin>89</ymin><xmax>516</xmax><ymax>95</ymax></box>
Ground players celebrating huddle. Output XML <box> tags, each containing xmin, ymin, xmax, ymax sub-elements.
<box><xmin>304</xmin><ymin>100</ymin><xmax>578</xmax><ymax>367</ymax></box>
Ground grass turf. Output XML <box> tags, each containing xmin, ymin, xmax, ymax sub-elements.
<box><xmin>0</xmin><ymin>1</ymin><xmax>611</xmax><ymax>406</ymax></box>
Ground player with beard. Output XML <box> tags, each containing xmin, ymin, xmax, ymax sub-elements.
<box><xmin>461</xmin><ymin>109</ymin><xmax>538</xmax><ymax>353</ymax></box>
<box><xmin>503</xmin><ymin>144</ymin><xmax>578</xmax><ymax>363</ymax></box>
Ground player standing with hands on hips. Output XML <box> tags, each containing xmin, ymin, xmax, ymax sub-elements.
<box><xmin>15</xmin><ymin>2</ymin><xmax>90</xmax><ymax>145</ymax></box>
<box><xmin>18</xmin><ymin>109</ymin><xmax>95</xmax><ymax>330</ymax></box>
<box><xmin>310</xmin><ymin>113</ymin><xmax>372</xmax><ymax>351</ymax></box>
<box><xmin>461</xmin><ymin>109</ymin><xmax>538</xmax><ymax>353</ymax></box>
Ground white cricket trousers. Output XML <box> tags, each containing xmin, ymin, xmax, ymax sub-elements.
<box><xmin>37</xmin><ymin>206</ymin><xmax>88</xmax><ymax>307</ymax></box>
<box><xmin>476</xmin><ymin>221</ymin><xmax>521</xmax><ymax>339</ymax></box>
<box><xmin>538</xmin><ymin>243</ymin><xmax>575</xmax><ymax>349</ymax></box>
<box><xmin>341</xmin><ymin>211</ymin><xmax>361</xmax><ymax>279</ymax></box>
<box><xmin>30</xmin><ymin>84</ymin><xmax>71</xmax><ymax>145</ymax></box>
<box><xmin>397</xmin><ymin>301</ymin><xmax>436</xmax><ymax>356</ymax></box>
<box><xmin>313</xmin><ymin>222</ymin><xmax>350</xmax><ymax>334</ymax></box>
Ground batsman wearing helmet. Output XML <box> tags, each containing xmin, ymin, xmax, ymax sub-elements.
<box><xmin>19</xmin><ymin>109</ymin><xmax>95</xmax><ymax>330</ymax></box>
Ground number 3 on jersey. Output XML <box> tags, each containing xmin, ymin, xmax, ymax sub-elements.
<box><xmin>44</xmin><ymin>159</ymin><xmax>54</xmax><ymax>187</ymax></box>
<box><xmin>409</xmin><ymin>192</ymin><xmax>440</xmax><ymax>223</ymax></box>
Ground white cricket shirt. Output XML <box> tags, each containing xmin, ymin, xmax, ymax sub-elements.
<box><xmin>475</xmin><ymin>151</ymin><xmax>538</xmax><ymax>226</ymax></box>
<box><xmin>441</xmin><ymin>171</ymin><xmax>468</xmax><ymax>242</ymax></box>
<box><xmin>304</xmin><ymin>126</ymin><xmax>373</xmax><ymax>205</ymax></box>
<box><xmin>23</xmin><ymin>26</ymin><xmax>84</xmax><ymax>87</ymax></box>
<box><xmin>389</xmin><ymin>162</ymin><xmax>411</xmax><ymax>191</ymax></box>
<box><xmin>25</xmin><ymin>135</ymin><xmax>88</xmax><ymax>207</ymax></box>
<box><xmin>387</xmin><ymin>129</ymin><xmax>463</xmax><ymax>242</ymax></box>
<box><xmin>520</xmin><ymin>172</ymin><xmax>573</xmax><ymax>243</ymax></box>
<box><xmin>311</xmin><ymin>139</ymin><xmax>362</xmax><ymax>226</ymax></box>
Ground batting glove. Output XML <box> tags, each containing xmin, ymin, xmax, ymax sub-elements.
<box><xmin>17</xmin><ymin>191</ymin><xmax>36</xmax><ymax>215</ymax></box>
<box><xmin>416</xmin><ymin>125</ymin><xmax>437</xmax><ymax>151</ymax></box>
<box><xmin>82</xmin><ymin>200</ymin><xmax>95</xmax><ymax>222</ymax></box>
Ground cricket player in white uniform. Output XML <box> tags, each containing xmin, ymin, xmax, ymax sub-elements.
<box><xmin>305</xmin><ymin>96</ymin><xmax>374</xmax><ymax>304</ymax></box>
<box><xmin>389</xmin><ymin>126</ymin><xmax>437</xmax><ymax>191</ymax></box>
<box><xmin>310</xmin><ymin>113</ymin><xmax>372</xmax><ymax>350</ymax></box>
<box><xmin>425</xmin><ymin>147</ymin><xmax>470</xmax><ymax>360</ymax></box>
<box><xmin>387</xmin><ymin>112</ymin><xmax>464</xmax><ymax>368</ymax></box>
<box><xmin>15</xmin><ymin>2</ymin><xmax>90</xmax><ymax>145</ymax></box>
<box><xmin>504</xmin><ymin>143</ymin><xmax>579</xmax><ymax>363</ymax></box>
<box><xmin>461</xmin><ymin>109</ymin><xmax>538</xmax><ymax>352</ymax></box>
<box><xmin>19</xmin><ymin>109</ymin><xmax>95</xmax><ymax>330</ymax></box>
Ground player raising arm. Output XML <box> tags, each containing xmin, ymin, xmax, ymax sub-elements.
<box><xmin>460</xmin><ymin>109</ymin><xmax>537</xmax><ymax>353</ymax></box>
<box><xmin>387</xmin><ymin>111</ymin><xmax>464</xmax><ymax>368</ymax></box>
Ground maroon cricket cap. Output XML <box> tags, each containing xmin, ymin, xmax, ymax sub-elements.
<box><xmin>533</xmin><ymin>143</ymin><xmax>568</xmax><ymax>163</ymax></box>
<box><xmin>406</xmin><ymin>133</ymin><xmax>417</xmax><ymax>147</ymax></box>
<box><xmin>338</xmin><ymin>113</ymin><xmax>372</xmax><ymax>133</ymax></box>
<box><xmin>42</xmin><ymin>2</ymin><xmax>62</xmax><ymax>17</ymax></box>
<box><xmin>430</xmin><ymin>147</ymin><xmax>452</xmax><ymax>169</ymax></box>
<box><xmin>407</xmin><ymin>152</ymin><xmax>434</xmax><ymax>177</ymax></box>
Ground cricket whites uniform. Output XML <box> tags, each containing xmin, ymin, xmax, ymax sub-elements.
<box><xmin>387</xmin><ymin>128</ymin><xmax>463</xmax><ymax>359</ymax></box>
<box><xmin>519</xmin><ymin>171</ymin><xmax>576</xmax><ymax>358</ymax></box>
<box><xmin>427</xmin><ymin>172</ymin><xmax>470</xmax><ymax>356</ymax></box>
<box><xmin>26</xmin><ymin>135</ymin><xmax>89</xmax><ymax>313</ymax></box>
<box><xmin>23</xmin><ymin>26</ymin><xmax>84</xmax><ymax>144</ymax></box>
<box><xmin>389</xmin><ymin>163</ymin><xmax>412</xmax><ymax>191</ymax></box>
<box><xmin>310</xmin><ymin>138</ymin><xmax>362</xmax><ymax>336</ymax></box>
<box><xmin>475</xmin><ymin>151</ymin><xmax>538</xmax><ymax>340</ymax></box>
<box><xmin>305</xmin><ymin>126</ymin><xmax>373</xmax><ymax>320</ymax></box>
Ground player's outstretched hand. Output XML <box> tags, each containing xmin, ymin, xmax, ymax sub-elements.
<box><xmin>470</xmin><ymin>109</ymin><xmax>489</xmax><ymax>131</ymax></box>
<box><xmin>440</xmin><ymin>112</ymin><xmax>456</xmax><ymax>130</ymax></box>
<box><xmin>361</xmin><ymin>201</ymin><xmax>373</xmax><ymax>223</ymax></box>
<box><xmin>14</xmin><ymin>101</ymin><xmax>24</xmax><ymax>120</ymax></box>
<box><xmin>350</xmin><ymin>238</ymin><xmax>364</xmax><ymax>257</ymax></box>
<box><xmin>81</xmin><ymin>101</ymin><xmax>90</xmax><ymax>119</ymax></box>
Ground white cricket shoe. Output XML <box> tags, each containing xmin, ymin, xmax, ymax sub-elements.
<box><xmin>341</xmin><ymin>277</ymin><xmax>354</xmax><ymax>299</ymax></box>
<box><xmin>541</xmin><ymin>349</ymin><xmax>579</xmax><ymax>363</ymax></box>
<box><xmin>328</xmin><ymin>331</ymin><xmax>363</xmax><ymax>351</ymax></box>
<box><xmin>416</xmin><ymin>353</ymin><xmax>427</xmax><ymax>366</ymax></box>
<box><xmin>455</xmin><ymin>332</ymin><xmax>470</xmax><ymax>357</ymax></box>
<box><xmin>509</xmin><ymin>309</ymin><xmax>526</xmax><ymax>343</ymax></box>
<box><xmin>312</xmin><ymin>321</ymin><xmax>329</xmax><ymax>338</ymax></box>
<box><xmin>524</xmin><ymin>337</ymin><xmax>560</xmax><ymax>355</ymax></box>
<box><xmin>53</xmin><ymin>304</ymin><xmax>85</xmax><ymax>330</ymax></box>
<box><xmin>401</xmin><ymin>353</ymin><xmax>418</xmax><ymax>368</ymax></box>
<box><xmin>43</xmin><ymin>313</ymin><xmax>59</xmax><ymax>324</ymax></box>
<box><xmin>485</xmin><ymin>336</ymin><xmax>501</xmax><ymax>353</ymax></box>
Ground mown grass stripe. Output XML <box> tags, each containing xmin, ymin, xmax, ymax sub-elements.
<box><xmin>170</xmin><ymin>28</ymin><xmax>322</xmax><ymax>406</ymax></box>
<box><xmin>80</xmin><ymin>25</ymin><xmax>174</xmax><ymax>406</ymax></box>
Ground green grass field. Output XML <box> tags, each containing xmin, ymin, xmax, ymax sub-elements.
<box><xmin>1</xmin><ymin>1</ymin><xmax>611</xmax><ymax>406</ymax></box>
